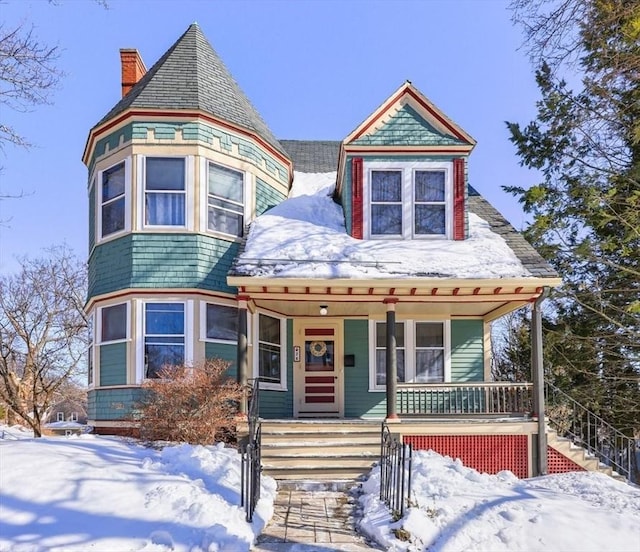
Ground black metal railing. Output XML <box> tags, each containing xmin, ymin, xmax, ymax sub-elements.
<box><xmin>241</xmin><ymin>378</ymin><xmax>262</xmax><ymax>522</ymax></box>
<box><xmin>380</xmin><ymin>422</ymin><xmax>412</xmax><ymax>517</ymax></box>
<box><xmin>545</xmin><ymin>382</ymin><xmax>637</xmax><ymax>483</ymax></box>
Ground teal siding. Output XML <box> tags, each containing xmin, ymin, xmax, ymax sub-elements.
<box><xmin>450</xmin><ymin>320</ymin><xmax>484</xmax><ymax>382</ymax></box>
<box><xmin>344</xmin><ymin>320</ymin><xmax>385</xmax><ymax>418</ymax></box>
<box><xmin>259</xmin><ymin>320</ymin><xmax>294</xmax><ymax>418</ymax></box>
<box><xmin>256</xmin><ymin>178</ymin><xmax>286</xmax><ymax>215</ymax></box>
<box><xmin>88</xmin><ymin>233</ymin><xmax>239</xmax><ymax>300</ymax></box>
<box><xmin>99</xmin><ymin>342</ymin><xmax>127</xmax><ymax>386</ymax></box>
<box><xmin>89</xmin><ymin>121</ymin><xmax>289</xmax><ymax>185</ymax></box>
<box><xmin>88</xmin><ymin>182</ymin><xmax>95</xmax><ymax>252</ymax></box>
<box><xmin>205</xmin><ymin>342</ymin><xmax>237</xmax><ymax>380</ymax></box>
<box><xmin>351</xmin><ymin>105</ymin><xmax>466</xmax><ymax>147</ymax></box>
<box><xmin>87</xmin><ymin>387</ymin><xmax>143</xmax><ymax>421</ymax></box>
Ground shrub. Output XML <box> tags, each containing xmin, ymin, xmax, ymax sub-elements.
<box><xmin>137</xmin><ymin>358</ymin><xmax>243</xmax><ymax>445</ymax></box>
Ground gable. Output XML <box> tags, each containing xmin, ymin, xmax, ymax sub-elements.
<box><xmin>350</xmin><ymin>104</ymin><xmax>467</xmax><ymax>147</ymax></box>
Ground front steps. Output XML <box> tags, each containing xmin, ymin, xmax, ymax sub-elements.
<box><xmin>259</xmin><ymin>420</ymin><xmax>381</xmax><ymax>481</ymax></box>
<box><xmin>547</xmin><ymin>430</ymin><xmax>626</xmax><ymax>481</ymax></box>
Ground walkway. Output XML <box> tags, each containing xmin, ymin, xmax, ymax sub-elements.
<box><xmin>252</xmin><ymin>486</ymin><xmax>383</xmax><ymax>551</ymax></box>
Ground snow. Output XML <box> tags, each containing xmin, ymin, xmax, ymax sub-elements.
<box><xmin>0</xmin><ymin>429</ymin><xmax>276</xmax><ymax>552</ymax></box>
<box><xmin>359</xmin><ymin>450</ymin><xmax>640</xmax><ymax>552</ymax></box>
<box><xmin>235</xmin><ymin>172</ymin><xmax>532</xmax><ymax>279</ymax></box>
<box><xmin>2</xmin><ymin>428</ymin><xmax>639</xmax><ymax>552</ymax></box>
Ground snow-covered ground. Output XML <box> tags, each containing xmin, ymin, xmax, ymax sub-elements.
<box><xmin>2</xmin><ymin>427</ymin><xmax>639</xmax><ymax>552</ymax></box>
<box><xmin>235</xmin><ymin>172</ymin><xmax>532</xmax><ymax>279</ymax></box>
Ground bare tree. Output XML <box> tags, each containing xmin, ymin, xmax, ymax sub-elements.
<box><xmin>0</xmin><ymin>246</ymin><xmax>87</xmax><ymax>436</ymax></box>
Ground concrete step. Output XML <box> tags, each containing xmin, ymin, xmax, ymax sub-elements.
<box><xmin>262</xmin><ymin>455</ymin><xmax>376</xmax><ymax>469</ymax></box>
<box><xmin>264</xmin><ymin>466</ymin><xmax>372</xmax><ymax>480</ymax></box>
<box><xmin>262</xmin><ymin>444</ymin><xmax>378</xmax><ymax>457</ymax></box>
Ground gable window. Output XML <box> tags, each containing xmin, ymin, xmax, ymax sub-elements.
<box><xmin>204</xmin><ymin>303</ymin><xmax>238</xmax><ymax>342</ymax></box>
<box><xmin>144</xmin><ymin>303</ymin><xmax>185</xmax><ymax>378</ymax></box>
<box><xmin>255</xmin><ymin>313</ymin><xmax>286</xmax><ymax>390</ymax></box>
<box><xmin>100</xmin><ymin>303</ymin><xmax>127</xmax><ymax>343</ymax></box>
<box><xmin>145</xmin><ymin>157</ymin><xmax>186</xmax><ymax>226</ymax></box>
<box><xmin>207</xmin><ymin>162</ymin><xmax>244</xmax><ymax>237</ymax></box>
<box><xmin>365</xmin><ymin>162</ymin><xmax>452</xmax><ymax>239</ymax></box>
<box><xmin>369</xmin><ymin>320</ymin><xmax>450</xmax><ymax>390</ymax></box>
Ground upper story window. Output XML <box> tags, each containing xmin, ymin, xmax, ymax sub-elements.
<box><xmin>97</xmin><ymin>159</ymin><xmax>130</xmax><ymax>241</ymax></box>
<box><xmin>144</xmin><ymin>157</ymin><xmax>186</xmax><ymax>226</ymax></box>
<box><xmin>369</xmin><ymin>319</ymin><xmax>450</xmax><ymax>390</ymax></box>
<box><xmin>144</xmin><ymin>302</ymin><xmax>185</xmax><ymax>378</ymax></box>
<box><xmin>364</xmin><ymin>161</ymin><xmax>452</xmax><ymax>239</ymax></box>
<box><xmin>207</xmin><ymin>162</ymin><xmax>244</xmax><ymax>237</ymax></box>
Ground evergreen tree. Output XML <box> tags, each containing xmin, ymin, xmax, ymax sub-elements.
<box><xmin>506</xmin><ymin>0</ymin><xmax>640</xmax><ymax>437</ymax></box>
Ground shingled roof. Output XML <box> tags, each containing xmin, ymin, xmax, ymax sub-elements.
<box><xmin>95</xmin><ymin>24</ymin><xmax>287</xmax><ymax>157</ymax></box>
<box><xmin>279</xmin><ymin>140</ymin><xmax>558</xmax><ymax>279</ymax></box>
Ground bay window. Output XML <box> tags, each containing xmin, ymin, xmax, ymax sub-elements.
<box><xmin>144</xmin><ymin>157</ymin><xmax>186</xmax><ymax>226</ymax></box>
<box><xmin>365</xmin><ymin>162</ymin><xmax>452</xmax><ymax>239</ymax></box>
<box><xmin>204</xmin><ymin>303</ymin><xmax>238</xmax><ymax>342</ymax></box>
<box><xmin>100</xmin><ymin>303</ymin><xmax>127</xmax><ymax>343</ymax></box>
<box><xmin>370</xmin><ymin>319</ymin><xmax>450</xmax><ymax>390</ymax></box>
<box><xmin>207</xmin><ymin>162</ymin><xmax>245</xmax><ymax>237</ymax></box>
<box><xmin>144</xmin><ymin>303</ymin><xmax>185</xmax><ymax>378</ymax></box>
<box><xmin>101</xmin><ymin>162</ymin><xmax>126</xmax><ymax>237</ymax></box>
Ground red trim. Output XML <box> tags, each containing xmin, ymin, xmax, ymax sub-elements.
<box><xmin>304</xmin><ymin>328</ymin><xmax>334</xmax><ymax>336</ymax></box>
<box><xmin>351</xmin><ymin>157</ymin><xmax>364</xmax><ymax>239</ymax></box>
<box><xmin>410</xmin><ymin>288</ymin><xmax>417</xmax><ymax>296</ymax></box>
<box><xmin>494</xmin><ymin>287</ymin><xmax>502</xmax><ymax>294</ymax></box>
<box><xmin>453</xmin><ymin>287</ymin><xmax>460</xmax><ymax>296</ymax></box>
<box><xmin>236</xmin><ymin>294</ymin><xmax>251</xmax><ymax>302</ymax></box>
<box><xmin>305</xmin><ymin>396</ymin><xmax>335</xmax><ymax>403</ymax></box>
<box><xmin>473</xmin><ymin>287</ymin><xmax>480</xmax><ymax>295</ymax></box>
<box><xmin>305</xmin><ymin>386</ymin><xmax>335</xmax><ymax>394</ymax></box>
<box><xmin>305</xmin><ymin>376</ymin><xmax>335</xmax><ymax>384</ymax></box>
<box><xmin>383</xmin><ymin>297</ymin><xmax>399</xmax><ymax>304</ymax></box>
<box><xmin>431</xmin><ymin>288</ymin><xmax>438</xmax><ymax>295</ymax></box>
<box><xmin>453</xmin><ymin>158</ymin><xmax>465</xmax><ymax>240</ymax></box>
<box><xmin>515</xmin><ymin>287</ymin><xmax>523</xmax><ymax>294</ymax></box>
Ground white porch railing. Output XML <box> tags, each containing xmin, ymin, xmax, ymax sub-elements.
<box><xmin>397</xmin><ymin>382</ymin><xmax>533</xmax><ymax>416</ymax></box>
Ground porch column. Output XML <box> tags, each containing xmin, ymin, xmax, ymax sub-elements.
<box><xmin>532</xmin><ymin>287</ymin><xmax>550</xmax><ymax>475</ymax></box>
<box><xmin>385</xmin><ymin>298</ymin><xmax>399</xmax><ymax>420</ymax></box>
<box><xmin>237</xmin><ymin>295</ymin><xmax>249</xmax><ymax>417</ymax></box>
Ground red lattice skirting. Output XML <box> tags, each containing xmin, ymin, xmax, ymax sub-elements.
<box><xmin>547</xmin><ymin>446</ymin><xmax>586</xmax><ymax>474</ymax></box>
<box><xmin>403</xmin><ymin>434</ymin><xmax>529</xmax><ymax>478</ymax></box>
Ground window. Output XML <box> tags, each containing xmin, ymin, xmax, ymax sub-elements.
<box><xmin>144</xmin><ymin>303</ymin><xmax>185</xmax><ymax>378</ymax></box>
<box><xmin>207</xmin><ymin>162</ymin><xmax>244</xmax><ymax>237</ymax></box>
<box><xmin>70</xmin><ymin>412</ymin><xmax>78</xmax><ymax>422</ymax></box>
<box><xmin>57</xmin><ymin>412</ymin><xmax>64</xmax><ymax>422</ymax></box>
<box><xmin>88</xmin><ymin>314</ymin><xmax>94</xmax><ymax>386</ymax></box>
<box><xmin>370</xmin><ymin>320</ymin><xmax>449</xmax><ymax>390</ymax></box>
<box><xmin>101</xmin><ymin>161</ymin><xmax>126</xmax><ymax>236</ymax></box>
<box><xmin>256</xmin><ymin>313</ymin><xmax>285</xmax><ymax>389</ymax></box>
<box><xmin>145</xmin><ymin>157</ymin><xmax>186</xmax><ymax>226</ymax></box>
<box><xmin>365</xmin><ymin>162</ymin><xmax>452</xmax><ymax>239</ymax></box>
<box><xmin>100</xmin><ymin>304</ymin><xmax>127</xmax><ymax>343</ymax></box>
<box><xmin>204</xmin><ymin>303</ymin><xmax>238</xmax><ymax>342</ymax></box>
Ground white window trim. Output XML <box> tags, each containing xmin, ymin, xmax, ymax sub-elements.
<box><xmin>199</xmin><ymin>158</ymin><xmax>250</xmax><ymax>239</ymax></box>
<box><xmin>137</xmin><ymin>155</ymin><xmax>194</xmax><ymax>231</ymax></box>
<box><xmin>252</xmin><ymin>310</ymin><xmax>287</xmax><ymax>391</ymax></box>
<box><xmin>368</xmin><ymin>319</ymin><xmax>451</xmax><ymax>391</ymax></box>
<box><xmin>136</xmin><ymin>299</ymin><xmax>193</xmax><ymax>383</ymax></box>
<box><xmin>96</xmin><ymin>302</ymin><xmax>130</xmax><ymax>345</ymax></box>
<box><xmin>200</xmin><ymin>300</ymin><xmax>240</xmax><ymax>344</ymax></box>
<box><xmin>96</xmin><ymin>157</ymin><xmax>131</xmax><ymax>242</ymax></box>
<box><xmin>57</xmin><ymin>412</ymin><xmax>64</xmax><ymax>422</ymax></box>
<box><xmin>88</xmin><ymin>310</ymin><xmax>96</xmax><ymax>389</ymax></box>
<box><xmin>70</xmin><ymin>412</ymin><xmax>78</xmax><ymax>422</ymax></box>
<box><xmin>363</xmin><ymin>160</ymin><xmax>453</xmax><ymax>240</ymax></box>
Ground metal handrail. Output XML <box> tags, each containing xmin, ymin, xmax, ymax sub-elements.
<box><xmin>241</xmin><ymin>378</ymin><xmax>262</xmax><ymax>521</ymax></box>
<box><xmin>545</xmin><ymin>382</ymin><xmax>637</xmax><ymax>483</ymax></box>
<box><xmin>380</xmin><ymin>422</ymin><xmax>412</xmax><ymax>516</ymax></box>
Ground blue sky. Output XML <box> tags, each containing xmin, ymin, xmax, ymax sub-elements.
<box><xmin>0</xmin><ymin>0</ymin><xmax>541</xmax><ymax>274</ymax></box>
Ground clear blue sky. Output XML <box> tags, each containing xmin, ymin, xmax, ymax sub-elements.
<box><xmin>0</xmin><ymin>0</ymin><xmax>541</xmax><ymax>274</ymax></box>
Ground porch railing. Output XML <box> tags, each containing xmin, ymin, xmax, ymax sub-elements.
<box><xmin>380</xmin><ymin>422</ymin><xmax>412</xmax><ymax>517</ymax></box>
<box><xmin>545</xmin><ymin>382</ymin><xmax>637</xmax><ymax>483</ymax></box>
<box><xmin>240</xmin><ymin>378</ymin><xmax>262</xmax><ymax>522</ymax></box>
<box><xmin>397</xmin><ymin>382</ymin><xmax>533</xmax><ymax>416</ymax></box>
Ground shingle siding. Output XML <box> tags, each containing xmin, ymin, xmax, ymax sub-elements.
<box><xmin>204</xmin><ymin>342</ymin><xmax>237</xmax><ymax>379</ymax></box>
<box><xmin>99</xmin><ymin>342</ymin><xmax>128</xmax><ymax>386</ymax></box>
<box><xmin>256</xmin><ymin>178</ymin><xmax>286</xmax><ymax>216</ymax></box>
<box><xmin>88</xmin><ymin>388</ymin><xmax>144</xmax><ymax>421</ymax></box>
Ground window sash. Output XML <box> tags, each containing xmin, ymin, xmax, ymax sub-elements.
<box><xmin>205</xmin><ymin>303</ymin><xmax>238</xmax><ymax>341</ymax></box>
<box><xmin>144</xmin><ymin>303</ymin><xmax>185</xmax><ymax>378</ymax></box>
<box><xmin>101</xmin><ymin>304</ymin><xmax>127</xmax><ymax>342</ymax></box>
<box><xmin>145</xmin><ymin>158</ymin><xmax>186</xmax><ymax>226</ymax></box>
<box><xmin>256</xmin><ymin>313</ymin><xmax>284</xmax><ymax>388</ymax></box>
<box><xmin>100</xmin><ymin>162</ymin><xmax>126</xmax><ymax>237</ymax></box>
<box><xmin>208</xmin><ymin>162</ymin><xmax>244</xmax><ymax>236</ymax></box>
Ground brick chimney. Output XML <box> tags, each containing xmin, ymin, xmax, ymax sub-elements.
<box><xmin>119</xmin><ymin>49</ymin><xmax>147</xmax><ymax>97</ymax></box>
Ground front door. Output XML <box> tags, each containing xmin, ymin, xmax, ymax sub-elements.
<box><xmin>293</xmin><ymin>320</ymin><xmax>343</xmax><ymax>418</ymax></box>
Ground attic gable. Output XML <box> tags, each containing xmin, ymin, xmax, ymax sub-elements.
<box><xmin>344</xmin><ymin>82</ymin><xmax>475</xmax><ymax>151</ymax></box>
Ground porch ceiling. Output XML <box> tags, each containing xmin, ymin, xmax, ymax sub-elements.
<box><xmin>231</xmin><ymin>277</ymin><xmax>561</xmax><ymax>320</ymax></box>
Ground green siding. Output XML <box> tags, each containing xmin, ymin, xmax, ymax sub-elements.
<box><xmin>88</xmin><ymin>233</ymin><xmax>239</xmax><ymax>300</ymax></box>
<box><xmin>205</xmin><ymin>342</ymin><xmax>237</xmax><ymax>380</ymax></box>
<box><xmin>88</xmin><ymin>182</ymin><xmax>95</xmax><ymax>252</ymax></box>
<box><xmin>89</xmin><ymin>121</ymin><xmax>289</xmax><ymax>185</ymax></box>
<box><xmin>450</xmin><ymin>320</ymin><xmax>484</xmax><ymax>382</ymax></box>
<box><xmin>259</xmin><ymin>320</ymin><xmax>294</xmax><ymax>418</ymax></box>
<box><xmin>344</xmin><ymin>319</ymin><xmax>385</xmax><ymax>418</ymax></box>
<box><xmin>351</xmin><ymin>105</ymin><xmax>466</xmax><ymax>147</ymax></box>
<box><xmin>99</xmin><ymin>342</ymin><xmax>127</xmax><ymax>386</ymax></box>
<box><xmin>256</xmin><ymin>178</ymin><xmax>286</xmax><ymax>216</ymax></box>
<box><xmin>87</xmin><ymin>387</ymin><xmax>143</xmax><ymax>420</ymax></box>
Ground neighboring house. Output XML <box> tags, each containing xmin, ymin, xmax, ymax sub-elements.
<box><xmin>84</xmin><ymin>24</ymin><xmax>595</xmax><ymax>479</ymax></box>
<box><xmin>44</xmin><ymin>398</ymin><xmax>88</xmax><ymax>436</ymax></box>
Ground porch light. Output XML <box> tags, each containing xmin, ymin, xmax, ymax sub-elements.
<box><xmin>319</xmin><ymin>305</ymin><xmax>328</xmax><ymax>316</ymax></box>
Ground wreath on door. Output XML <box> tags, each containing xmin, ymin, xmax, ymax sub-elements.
<box><xmin>309</xmin><ymin>340</ymin><xmax>327</xmax><ymax>357</ymax></box>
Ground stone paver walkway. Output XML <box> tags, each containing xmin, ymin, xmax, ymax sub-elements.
<box><xmin>252</xmin><ymin>487</ymin><xmax>382</xmax><ymax>551</ymax></box>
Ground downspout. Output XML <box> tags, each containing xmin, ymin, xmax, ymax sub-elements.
<box><xmin>532</xmin><ymin>286</ymin><xmax>550</xmax><ymax>476</ymax></box>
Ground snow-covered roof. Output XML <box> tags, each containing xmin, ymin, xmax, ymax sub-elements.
<box><xmin>233</xmin><ymin>172</ymin><xmax>542</xmax><ymax>280</ymax></box>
